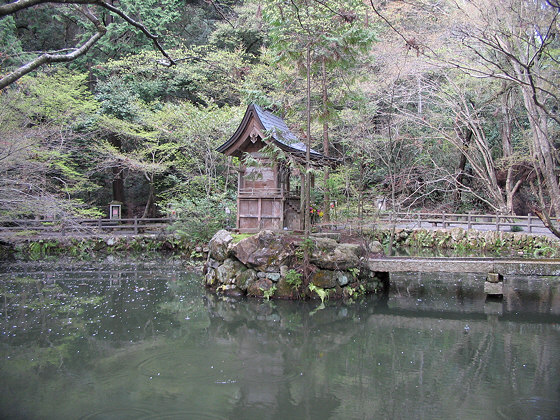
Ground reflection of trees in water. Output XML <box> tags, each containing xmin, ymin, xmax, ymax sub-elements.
<box><xmin>204</xmin><ymin>293</ymin><xmax>560</xmax><ymax>419</ymax></box>
<box><xmin>1</xmin><ymin>269</ymin><xmax>558</xmax><ymax>419</ymax></box>
<box><xmin>504</xmin><ymin>277</ymin><xmax>560</xmax><ymax>315</ymax></box>
<box><xmin>0</xmin><ymin>269</ymin><xmax>181</xmax><ymax>375</ymax></box>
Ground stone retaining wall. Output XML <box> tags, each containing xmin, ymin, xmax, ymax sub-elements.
<box><xmin>203</xmin><ymin>230</ymin><xmax>386</xmax><ymax>300</ymax></box>
<box><xmin>367</xmin><ymin>227</ymin><xmax>559</xmax><ymax>256</ymax></box>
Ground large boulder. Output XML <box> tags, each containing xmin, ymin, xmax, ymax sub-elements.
<box><xmin>231</xmin><ymin>230</ymin><xmax>296</xmax><ymax>271</ymax></box>
<box><xmin>311</xmin><ymin>242</ymin><xmax>365</xmax><ymax>270</ymax></box>
<box><xmin>368</xmin><ymin>240</ymin><xmax>384</xmax><ymax>254</ymax></box>
<box><xmin>236</xmin><ymin>268</ymin><xmax>257</xmax><ymax>291</ymax></box>
<box><xmin>310</xmin><ymin>270</ymin><xmax>338</xmax><ymax>289</ymax></box>
<box><xmin>208</xmin><ymin>229</ymin><xmax>233</xmax><ymax>262</ymax></box>
<box><xmin>216</xmin><ymin>258</ymin><xmax>245</xmax><ymax>284</ymax></box>
<box><xmin>247</xmin><ymin>277</ymin><xmax>274</xmax><ymax>297</ymax></box>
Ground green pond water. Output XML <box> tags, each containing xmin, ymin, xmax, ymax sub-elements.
<box><xmin>1</xmin><ymin>259</ymin><xmax>559</xmax><ymax>420</ymax></box>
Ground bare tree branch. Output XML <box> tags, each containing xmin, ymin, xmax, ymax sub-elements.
<box><xmin>97</xmin><ymin>0</ymin><xmax>176</xmax><ymax>66</ymax></box>
<box><xmin>0</xmin><ymin>6</ymin><xmax>106</xmax><ymax>90</ymax></box>
<box><xmin>533</xmin><ymin>207</ymin><xmax>560</xmax><ymax>239</ymax></box>
<box><xmin>0</xmin><ymin>0</ymin><xmax>176</xmax><ymax>90</ymax></box>
<box><xmin>0</xmin><ymin>0</ymin><xmax>98</xmax><ymax>17</ymax></box>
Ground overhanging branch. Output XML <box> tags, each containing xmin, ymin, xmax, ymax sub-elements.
<box><xmin>0</xmin><ymin>6</ymin><xmax>106</xmax><ymax>90</ymax></box>
<box><xmin>0</xmin><ymin>0</ymin><xmax>176</xmax><ymax>89</ymax></box>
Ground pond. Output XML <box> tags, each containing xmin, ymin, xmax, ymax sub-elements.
<box><xmin>1</xmin><ymin>259</ymin><xmax>559</xmax><ymax>420</ymax></box>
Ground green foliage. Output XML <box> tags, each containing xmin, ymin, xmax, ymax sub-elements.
<box><xmin>308</xmin><ymin>282</ymin><xmax>330</xmax><ymax>303</ymax></box>
<box><xmin>261</xmin><ymin>285</ymin><xmax>277</xmax><ymax>301</ymax></box>
<box><xmin>96</xmin><ymin>77</ymin><xmax>143</xmax><ymax>122</ymax></box>
<box><xmin>0</xmin><ymin>16</ymin><xmax>24</xmax><ymax>69</ymax></box>
<box><xmin>231</xmin><ymin>233</ymin><xmax>254</xmax><ymax>244</ymax></box>
<box><xmin>97</xmin><ymin>47</ymin><xmax>252</xmax><ymax>106</ymax></box>
<box><xmin>0</xmin><ymin>68</ymin><xmax>104</xmax><ymax>220</ymax></box>
<box><xmin>301</xmin><ymin>237</ymin><xmax>315</xmax><ymax>253</ymax></box>
<box><xmin>26</xmin><ymin>240</ymin><xmax>60</xmax><ymax>260</ymax></box>
<box><xmin>22</xmin><ymin>69</ymin><xmax>99</xmax><ymax>124</ymax></box>
<box><xmin>285</xmin><ymin>269</ymin><xmax>303</xmax><ymax>289</ymax></box>
<box><xmin>168</xmin><ymin>194</ymin><xmax>236</xmax><ymax>245</ymax></box>
<box><xmin>346</xmin><ymin>284</ymin><xmax>366</xmax><ymax>299</ymax></box>
<box><xmin>209</xmin><ymin>2</ymin><xmax>266</xmax><ymax>60</ymax></box>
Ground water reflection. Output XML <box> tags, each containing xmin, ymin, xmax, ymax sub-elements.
<box><xmin>0</xmin><ymin>261</ymin><xmax>559</xmax><ymax>420</ymax></box>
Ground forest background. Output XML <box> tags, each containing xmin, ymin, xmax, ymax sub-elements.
<box><xmin>1</xmin><ymin>0</ymin><xmax>559</xmax><ymax>243</ymax></box>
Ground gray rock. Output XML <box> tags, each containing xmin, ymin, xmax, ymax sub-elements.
<box><xmin>216</xmin><ymin>258</ymin><xmax>244</xmax><ymax>285</ymax></box>
<box><xmin>484</xmin><ymin>281</ymin><xmax>503</xmax><ymax>295</ymax></box>
<box><xmin>207</xmin><ymin>258</ymin><xmax>221</xmax><ymax>269</ymax></box>
<box><xmin>336</xmin><ymin>272</ymin><xmax>350</xmax><ymax>286</ymax></box>
<box><xmin>368</xmin><ymin>240</ymin><xmax>383</xmax><ymax>254</ymax></box>
<box><xmin>276</xmin><ymin>277</ymin><xmax>296</xmax><ymax>298</ymax></box>
<box><xmin>266</xmin><ymin>272</ymin><xmax>281</xmax><ymax>282</ymax></box>
<box><xmin>205</xmin><ymin>269</ymin><xmax>217</xmax><ymax>287</ymax></box>
<box><xmin>231</xmin><ymin>230</ymin><xmax>295</xmax><ymax>270</ymax></box>
<box><xmin>311</xmin><ymin>242</ymin><xmax>364</xmax><ymax>270</ymax></box>
<box><xmin>310</xmin><ymin>270</ymin><xmax>338</xmax><ymax>289</ymax></box>
<box><xmin>247</xmin><ymin>278</ymin><xmax>273</xmax><ymax>297</ymax></box>
<box><xmin>208</xmin><ymin>229</ymin><xmax>233</xmax><ymax>262</ymax></box>
<box><xmin>236</xmin><ymin>269</ymin><xmax>257</xmax><ymax>291</ymax></box>
<box><xmin>311</xmin><ymin>236</ymin><xmax>339</xmax><ymax>251</ymax></box>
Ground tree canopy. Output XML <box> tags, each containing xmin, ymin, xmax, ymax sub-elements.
<box><xmin>0</xmin><ymin>0</ymin><xmax>558</xmax><ymax>237</ymax></box>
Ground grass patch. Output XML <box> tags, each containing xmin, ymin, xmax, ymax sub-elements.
<box><xmin>231</xmin><ymin>233</ymin><xmax>254</xmax><ymax>244</ymax></box>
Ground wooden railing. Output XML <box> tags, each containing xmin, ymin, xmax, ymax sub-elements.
<box><xmin>320</xmin><ymin>212</ymin><xmax>552</xmax><ymax>234</ymax></box>
<box><xmin>0</xmin><ymin>217</ymin><xmax>173</xmax><ymax>236</ymax></box>
<box><xmin>238</xmin><ymin>188</ymin><xmax>283</xmax><ymax>197</ymax></box>
<box><xmin>0</xmin><ymin>212</ymin><xmax>554</xmax><ymax>237</ymax></box>
<box><xmin>380</xmin><ymin>212</ymin><xmax>547</xmax><ymax>233</ymax></box>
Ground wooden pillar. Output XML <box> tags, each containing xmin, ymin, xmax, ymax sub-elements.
<box><xmin>236</xmin><ymin>168</ymin><xmax>242</xmax><ymax>230</ymax></box>
<box><xmin>280</xmin><ymin>198</ymin><xmax>285</xmax><ymax>230</ymax></box>
<box><xmin>258</xmin><ymin>198</ymin><xmax>262</xmax><ymax>230</ymax></box>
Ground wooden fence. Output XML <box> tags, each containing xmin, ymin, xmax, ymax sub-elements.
<box><xmin>320</xmin><ymin>212</ymin><xmax>552</xmax><ymax>235</ymax></box>
<box><xmin>0</xmin><ymin>212</ymin><xmax>554</xmax><ymax>237</ymax></box>
<box><xmin>377</xmin><ymin>212</ymin><xmax>546</xmax><ymax>233</ymax></box>
<box><xmin>0</xmin><ymin>217</ymin><xmax>173</xmax><ymax>236</ymax></box>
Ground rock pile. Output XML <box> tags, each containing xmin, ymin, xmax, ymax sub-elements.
<box><xmin>204</xmin><ymin>230</ymin><xmax>386</xmax><ymax>300</ymax></box>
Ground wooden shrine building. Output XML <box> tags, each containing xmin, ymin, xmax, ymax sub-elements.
<box><xmin>217</xmin><ymin>104</ymin><xmax>335</xmax><ymax>232</ymax></box>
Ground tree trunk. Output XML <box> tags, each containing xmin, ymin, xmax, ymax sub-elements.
<box><xmin>500</xmin><ymin>86</ymin><xmax>523</xmax><ymax>215</ymax></box>
<box><xmin>504</xmin><ymin>37</ymin><xmax>560</xmax><ymax>215</ymax></box>
<box><xmin>321</xmin><ymin>57</ymin><xmax>330</xmax><ymax>222</ymax></box>
<box><xmin>453</xmin><ymin>128</ymin><xmax>472</xmax><ymax>209</ymax></box>
<box><xmin>304</xmin><ymin>43</ymin><xmax>312</xmax><ymax>237</ymax></box>
<box><xmin>110</xmin><ymin>134</ymin><xmax>125</xmax><ymax>205</ymax></box>
<box><xmin>142</xmin><ymin>174</ymin><xmax>155</xmax><ymax>219</ymax></box>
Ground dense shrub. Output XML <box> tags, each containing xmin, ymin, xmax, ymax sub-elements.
<box><xmin>168</xmin><ymin>194</ymin><xmax>236</xmax><ymax>245</ymax></box>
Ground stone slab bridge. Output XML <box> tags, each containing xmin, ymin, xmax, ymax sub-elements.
<box><xmin>367</xmin><ymin>257</ymin><xmax>560</xmax><ymax>295</ymax></box>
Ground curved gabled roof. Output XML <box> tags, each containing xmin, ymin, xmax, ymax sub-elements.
<box><xmin>217</xmin><ymin>104</ymin><xmax>335</xmax><ymax>164</ymax></box>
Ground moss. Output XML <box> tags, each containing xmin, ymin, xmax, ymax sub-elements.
<box><xmin>231</xmin><ymin>233</ymin><xmax>254</xmax><ymax>244</ymax></box>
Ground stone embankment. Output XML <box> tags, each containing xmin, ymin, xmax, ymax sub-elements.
<box><xmin>368</xmin><ymin>227</ymin><xmax>559</xmax><ymax>256</ymax></box>
<box><xmin>203</xmin><ymin>230</ymin><xmax>386</xmax><ymax>300</ymax></box>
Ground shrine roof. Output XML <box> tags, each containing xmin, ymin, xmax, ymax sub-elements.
<box><xmin>217</xmin><ymin>104</ymin><xmax>336</xmax><ymax>165</ymax></box>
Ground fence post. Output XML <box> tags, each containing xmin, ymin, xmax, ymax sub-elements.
<box><xmin>134</xmin><ymin>216</ymin><xmax>138</xmax><ymax>234</ymax></box>
<box><xmin>417</xmin><ymin>213</ymin><xmax>421</xmax><ymax>228</ymax></box>
<box><xmin>467</xmin><ymin>213</ymin><xmax>472</xmax><ymax>230</ymax></box>
<box><xmin>496</xmin><ymin>215</ymin><xmax>500</xmax><ymax>232</ymax></box>
<box><xmin>527</xmin><ymin>213</ymin><xmax>532</xmax><ymax>233</ymax></box>
<box><xmin>442</xmin><ymin>212</ymin><xmax>447</xmax><ymax>228</ymax></box>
